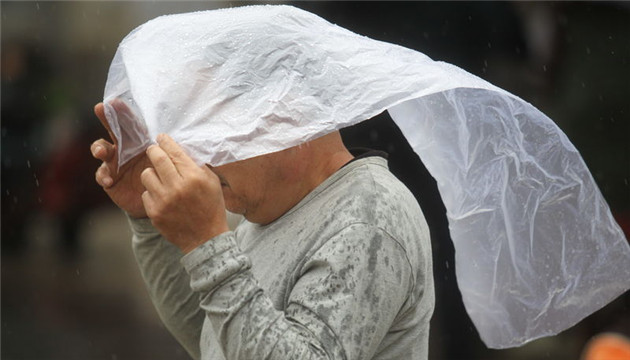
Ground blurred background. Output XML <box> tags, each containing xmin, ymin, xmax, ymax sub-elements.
<box><xmin>2</xmin><ymin>1</ymin><xmax>629</xmax><ymax>359</ymax></box>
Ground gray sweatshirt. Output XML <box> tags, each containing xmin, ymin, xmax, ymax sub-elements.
<box><xmin>130</xmin><ymin>156</ymin><xmax>434</xmax><ymax>360</ymax></box>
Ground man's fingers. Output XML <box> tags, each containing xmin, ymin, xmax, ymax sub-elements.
<box><xmin>140</xmin><ymin>167</ymin><xmax>163</xmax><ymax>194</ymax></box>
<box><xmin>95</xmin><ymin>163</ymin><xmax>114</xmax><ymax>188</ymax></box>
<box><xmin>156</xmin><ymin>134</ymin><xmax>197</xmax><ymax>172</ymax></box>
<box><xmin>146</xmin><ymin>144</ymin><xmax>180</xmax><ymax>184</ymax></box>
<box><xmin>141</xmin><ymin>190</ymin><xmax>157</xmax><ymax>217</ymax></box>
<box><xmin>91</xmin><ymin>139</ymin><xmax>115</xmax><ymax>161</ymax></box>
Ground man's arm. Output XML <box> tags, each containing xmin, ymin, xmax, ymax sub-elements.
<box><xmin>182</xmin><ymin>223</ymin><xmax>419</xmax><ymax>359</ymax></box>
<box><xmin>129</xmin><ymin>217</ymin><xmax>205</xmax><ymax>359</ymax></box>
<box><xmin>91</xmin><ymin>103</ymin><xmax>206</xmax><ymax>358</ymax></box>
<box><xmin>138</xmin><ymin>134</ymin><xmax>430</xmax><ymax>358</ymax></box>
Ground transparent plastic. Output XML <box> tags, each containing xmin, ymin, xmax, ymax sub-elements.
<box><xmin>103</xmin><ymin>5</ymin><xmax>630</xmax><ymax>348</ymax></box>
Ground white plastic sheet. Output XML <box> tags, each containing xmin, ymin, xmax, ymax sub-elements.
<box><xmin>103</xmin><ymin>5</ymin><xmax>630</xmax><ymax>348</ymax></box>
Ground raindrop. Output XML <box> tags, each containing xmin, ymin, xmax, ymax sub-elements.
<box><xmin>36</xmin><ymin>2</ymin><xmax>40</xmax><ymax>10</ymax></box>
<box><xmin>34</xmin><ymin>175</ymin><xmax>39</xmax><ymax>187</ymax></box>
<box><xmin>445</xmin><ymin>261</ymin><xmax>449</xmax><ymax>269</ymax></box>
<box><xmin>586</xmin><ymin>47</ymin><xmax>591</xmax><ymax>55</ymax></box>
<box><xmin>543</xmin><ymin>65</ymin><xmax>547</xmax><ymax>72</ymax></box>
<box><xmin>27</xmin><ymin>160</ymin><xmax>31</xmax><ymax>168</ymax></box>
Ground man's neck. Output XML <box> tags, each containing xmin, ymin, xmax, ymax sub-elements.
<box><xmin>254</xmin><ymin>145</ymin><xmax>353</xmax><ymax>226</ymax></box>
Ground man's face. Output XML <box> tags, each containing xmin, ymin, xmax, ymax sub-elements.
<box><xmin>208</xmin><ymin>152</ymin><xmax>286</xmax><ymax>224</ymax></box>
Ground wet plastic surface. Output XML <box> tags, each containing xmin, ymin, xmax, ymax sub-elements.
<box><xmin>103</xmin><ymin>5</ymin><xmax>630</xmax><ymax>348</ymax></box>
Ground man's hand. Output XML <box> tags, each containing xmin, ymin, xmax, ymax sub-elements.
<box><xmin>91</xmin><ymin>102</ymin><xmax>151</xmax><ymax>218</ymax></box>
<box><xmin>141</xmin><ymin>134</ymin><xmax>229</xmax><ymax>253</ymax></box>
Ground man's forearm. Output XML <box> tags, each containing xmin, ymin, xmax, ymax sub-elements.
<box><xmin>129</xmin><ymin>216</ymin><xmax>205</xmax><ymax>359</ymax></box>
<box><xmin>182</xmin><ymin>232</ymin><xmax>339</xmax><ymax>359</ymax></box>
<box><xmin>181</xmin><ymin>224</ymin><xmax>415</xmax><ymax>360</ymax></box>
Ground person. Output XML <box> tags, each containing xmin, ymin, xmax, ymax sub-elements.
<box><xmin>91</xmin><ymin>99</ymin><xmax>434</xmax><ymax>359</ymax></box>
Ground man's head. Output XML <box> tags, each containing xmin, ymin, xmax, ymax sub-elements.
<box><xmin>209</xmin><ymin>131</ymin><xmax>353</xmax><ymax>225</ymax></box>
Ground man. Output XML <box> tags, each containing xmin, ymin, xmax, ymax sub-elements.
<box><xmin>92</xmin><ymin>100</ymin><xmax>435</xmax><ymax>359</ymax></box>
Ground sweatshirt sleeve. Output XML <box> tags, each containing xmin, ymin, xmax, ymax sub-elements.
<box><xmin>181</xmin><ymin>223</ymin><xmax>415</xmax><ymax>360</ymax></box>
<box><xmin>128</xmin><ymin>216</ymin><xmax>205</xmax><ymax>360</ymax></box>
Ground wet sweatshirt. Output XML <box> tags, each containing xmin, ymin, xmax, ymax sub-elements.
<box><xmin>129</xmin><ymin>156</ymin><xmax>435</xmax><ymax>360</ymax></box>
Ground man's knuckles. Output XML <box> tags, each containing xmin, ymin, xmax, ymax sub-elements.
<box><xmin>146</xmin><ymin>146</ymin><xmax>171</xmax><ymax>166</ymax></box>
<box><xmin>185</xmin><ymin>169</ymin><xmax>209</xmax><ymax>187</ymax></box>
<box><xmin>95</xmin><ymin>163</ymin><xmax>113</xmax><ymax>187</ymax></box>
<box><xmin>140</xmin><ymin>167</ymin><xmax>156</xmax><ymax>186</ymax></box>
<box><xmin>91</xmin><ymin>139</ymin><xmax>114</xmax><ymax>160</ymax></box>
<box><xmin>142</xmin><ymin>191</ymin><xmax>169</xmax><ymax>221</ymax></box>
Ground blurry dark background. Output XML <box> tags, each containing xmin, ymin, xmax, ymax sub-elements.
<box><xmin>2</xmin><ymin>2</ymin><xmax>629</xmax><ymax>359</ymax></box>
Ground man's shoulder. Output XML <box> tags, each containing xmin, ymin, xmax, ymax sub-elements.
<box><xmin>329</xmin><ymin>156</ymin><xmax>419</xmax><ymax>213</ymax></box>
<box><xmin>316</xmin><ymin>156</ymin><xmax>427</xmax><ymax>239</ymax></box>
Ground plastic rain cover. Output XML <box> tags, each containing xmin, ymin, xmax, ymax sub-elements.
<box><xmin>102</xmin><ymin>5</ymin><xmax>630</xmax><ymax>348</ymax></box>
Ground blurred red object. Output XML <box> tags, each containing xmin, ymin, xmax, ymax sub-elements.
<box><xmin>582</xmin><ymin>333</ymin><xmax>630</xmax><ymax>360</ymax></box>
